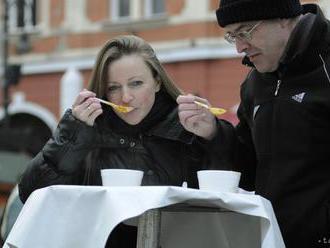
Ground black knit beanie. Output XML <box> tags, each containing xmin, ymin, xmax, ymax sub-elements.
<box><xmin>216</xmin><ymin>0</ymin><xmax>303</xmax><ymax>27</ymax></box>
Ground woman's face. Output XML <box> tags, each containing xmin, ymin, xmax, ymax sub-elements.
<box><xmin>106</xmin><ymin>54</ymin><xmax>160</xmax><ymax>125</ymax></box>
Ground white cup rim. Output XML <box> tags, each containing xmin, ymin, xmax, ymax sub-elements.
<box><xmin>197</xmin><ymin>169</ymin><xmax>240</xmax><ymax>173</ymax></box>
<box><xmin>101</xmin><ymin>169</ymin><xmax>144</xmax><ymax>187</ymax></box>
<box><xmin>197</xmin><ymin>170</ymin><xmax>241</xmax><ymax>193</ymax></box>
<box><xmin>101</xmin><ymin>168</ymin><xmax>143</xmax><ymax>173</ymax></box>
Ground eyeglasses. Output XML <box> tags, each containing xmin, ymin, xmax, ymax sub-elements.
<box><xmin>224</xmin><ymin>21</ymin><xmax>263</xmax><ymax>44</ymax></box>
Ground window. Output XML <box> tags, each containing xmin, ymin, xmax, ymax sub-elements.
<box><xmin>145</xmin><ymin>0</ymin><xmax>165</xmax><ymax>18</ymax></box>
<box><xmin>119</xmin><ymin>0</ymin><xmax>130</xmax><ymax>17</ymax></box>
<box><xmin>7</xmin><ymin>0</ymin><xmax>37</xmax><ymax>33</ymax></box>
<box><xmin>111</xmin><ymin>0</ymin><xmax>165</xmax><ymax>22</ymax></box>
<box><xmin>111</xmin><ymin>0</ymin><xmax>131</xmax><ymax>21</ymax></box>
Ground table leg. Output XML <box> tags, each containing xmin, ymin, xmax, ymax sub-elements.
<box><xmin>137</xmin><ymin>209</ymin><xmax>161</xmax><ymax>248</ymax></box>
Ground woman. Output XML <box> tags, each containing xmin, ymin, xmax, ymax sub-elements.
<box><xmin>18</xmin><ymin>35</ymin><xmax>227</xmax><ymax>247</ymax></box>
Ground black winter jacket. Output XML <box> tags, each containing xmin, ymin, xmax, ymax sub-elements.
<box><xmin>19</xmin><ymin>107</ymin><xmax>229</xmax><ymax>203</ymax></box>
<box><xmin>18</xmin><ymin>82</ymin><xmax>232</xmax><ymax>248</ymax></box>
<box><xmin>218</xmin><ymin>4</ymin><xmax>330</xmax><ymax>248</ymax></box>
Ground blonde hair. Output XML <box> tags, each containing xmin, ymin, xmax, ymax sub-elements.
<box><xmin>88</xmin><ymin>35</ymin><xmax>182</xmax><ymax>99</ymax></box>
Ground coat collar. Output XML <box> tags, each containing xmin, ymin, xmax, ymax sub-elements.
<box><xmin>147</xmin><ymin>108</ymin><xmax>195</xmax><ymax>145</ymax></box>
<box><xmin>97</xmin><ymin>107</ymin><xmax>195</xmax><ymax>145</ymax></box>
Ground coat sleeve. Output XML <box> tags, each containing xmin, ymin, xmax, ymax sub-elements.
<box><xmin>198</xmin><ymin>115</ymin><xmax>257</xmax><ymax>191</ymax></box>
<box><xmin>232</xmin><ymin>102</ymin><xmax>257</xmax><ymax>191</ymax></box>
<box><xmin>18</xmin><ymin>109</ymin><xmax>97</xmax><ymax>203</ymax></box>
<box><xmin>198</xmin><ymin>80</ymin><xmax>257</xmax><ymax>191</ymax></box>
<box><xmin>196</xmin><ymin>119</ymin><xmax>238</xmax><ymax>170</ymax></box>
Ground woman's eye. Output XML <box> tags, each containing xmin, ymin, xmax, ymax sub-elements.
<box><xmin>129</xmin><ymin>80</ymin><xmax>143</xmax><ymax>87</ymax></box>
<box><xmin>107</xmin><ymin>85</ymin><xmax>120</xmax><ymax>92</ymax></box>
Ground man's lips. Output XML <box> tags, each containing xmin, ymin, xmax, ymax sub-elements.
<box><xmin>248</xmin><ymin>53</ymin><xmax>261</xmax><ymax>61</ymax></box>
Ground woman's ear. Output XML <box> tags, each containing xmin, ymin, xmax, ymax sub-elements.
<box><xmin>155</xmin><ymin>76</ymin><xmax>161</xmax><ymax>92</ymax></box>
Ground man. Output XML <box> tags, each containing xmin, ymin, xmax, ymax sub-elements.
<box><xmin>177</xmin><ymin>0</ymin><xmax>330</xmax><ymax>247</ymax></box>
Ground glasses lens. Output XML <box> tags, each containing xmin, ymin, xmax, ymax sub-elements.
<box><xmin>224</xmin><ymin>33</ymin><xmax>235</xmax><ymax>44</ymax></box>
<box><xmin>237</xmin><ymin>31</ymin><xmax>250</xmax><ymax>41</ymax></box>
<box><xmin>224</xmin><ymin>21</ymin><xmax>261</xmax><ymax>44</ymax></box>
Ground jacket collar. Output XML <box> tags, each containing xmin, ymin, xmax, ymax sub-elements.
<box><xmin>147</xmin><ymin>108</ymin><xmax>195</xmax><ymax>145</ymax></box>
<box><xmin>97</xmin><ymin>107</ymin><xmax>195</xmax><ymax>145</ymax></box>
<box><xmin>278</xmin><ymin>4</ymin><xmax>330</xmax><ymax>76</ymax></box>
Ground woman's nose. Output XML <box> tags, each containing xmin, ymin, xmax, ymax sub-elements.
<box><xmin>121</xmin><ymin>88</ymin><xmax>133</xmax><ymax>103</ymax></box>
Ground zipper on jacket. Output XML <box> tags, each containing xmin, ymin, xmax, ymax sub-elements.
<box><xmin>319</xmin><ymin>54</ymin><xmax>330</xmax><ymax>84</ymax></box>
<box><xmin>274</xmin><ymin>79</ymin><xmax>281</xmax><ymax>96</ymax></box>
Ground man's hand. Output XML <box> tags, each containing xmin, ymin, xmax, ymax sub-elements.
<box><xmin>177</xmin><ymin>94</ymin><xmax>217</xmax><ymax>140</ymax></box>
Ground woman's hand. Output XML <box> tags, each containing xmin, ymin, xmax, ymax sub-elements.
<box><xmin>72</xmin><ymin>89</ymin><xmax>103</xmax><ymax>126</ymax></box>
<box><xmin>177</xmin><ymin>94</ymin><xmax>217</xmax><ymax>140</ymax></box>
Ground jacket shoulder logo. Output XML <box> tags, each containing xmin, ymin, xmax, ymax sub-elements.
<box><xmin>291</xmin><ymin>92</ymin><xmax>306</xmax><ymax>103</ymax></box>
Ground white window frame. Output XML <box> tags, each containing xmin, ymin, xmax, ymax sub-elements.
<box><xmin>111</xmin><ymin>0</ymin><xmax>134</xmax><ymax>22</ymax></box>
<box><xmin>144</xmin><ymin>0</ymin><xmax>165</xmax><ymax>18</ymax></box>
<box><xmin>110</xmin><ymin>0</ymin><xmax>165</xmax><ymax>22</ymax></box>
<box><xmin>7</xmin><ymin>0</ymin><xmax>38</xmax><ymax>33</ymax></box>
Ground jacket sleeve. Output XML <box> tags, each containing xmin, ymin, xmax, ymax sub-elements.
<box><xmin>198</xmin><ymin>115</ymin><xmax>257</xmax><ymax>191</ymax></box>
<box><xmin>198</xmin><ymin>81</ymin><xmax>257</xmax><ymax>191</ymax></box>
<box><xmin>18</xmin><ymin>109</ymin><xmax>97</xmax><ymax>203</ymax></box>
<box><xmin>197</xmin><ymin>119</ymin><xmax>238</xmax><ymax>170</ymax></box>
<box><xmin>232</xmin><ymin>102</ymin><xmax>257</xmax><ymax>191</ymax></box>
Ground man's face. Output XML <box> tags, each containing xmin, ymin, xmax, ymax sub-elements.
<box><xmin>224</xmin><ymin>19</ymin><xmax>291</xmax><ymax>73</ymax></box>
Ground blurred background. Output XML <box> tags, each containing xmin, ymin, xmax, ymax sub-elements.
<box><xmin>0</xmin><ymin>0</ymin><xmax>326</xmax><ymax>243</ymax></box>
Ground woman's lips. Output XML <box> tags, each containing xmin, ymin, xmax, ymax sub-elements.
<box><xmin>122</xmin><ymin>107</ymin><xmax>136</xmax><ymax>114</ymax></box>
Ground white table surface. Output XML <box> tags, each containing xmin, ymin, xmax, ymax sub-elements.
<box><xmin>4</xmin><ymin>185</ymin><xmax>285</xmax><ymax>248</ymax></box>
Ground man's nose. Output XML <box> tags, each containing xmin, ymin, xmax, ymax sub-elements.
<box><xmin>235</xmin><ymin>39</ymin><xmax>249</xmax><ymax>54</ymax></box>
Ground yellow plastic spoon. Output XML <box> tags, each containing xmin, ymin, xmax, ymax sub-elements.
<box><xmin>96</xmin><ymin>98</ymin><xmax>134</xmax><ymax>113</ymax></box>
<box><xmin>194</xmin><ymin>101</ymin><xmax>226</xmax><ymax>116</ymax></box>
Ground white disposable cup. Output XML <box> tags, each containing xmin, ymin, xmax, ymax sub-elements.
<box><xmin>101</xmin><ymin>169</ymin><xmax>144</xmax><ymax>187</ymax></box>
<box><xmin>197</xmin><ymin>170</ymin><xmax>241</xmax><ymax>193</ymax></box>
